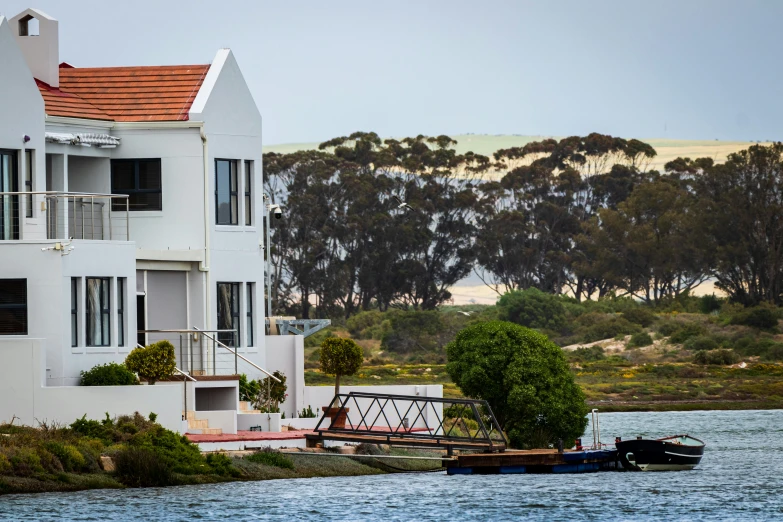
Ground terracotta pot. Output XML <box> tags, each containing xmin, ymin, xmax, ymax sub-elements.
<box><xmin>321</xmin><ymin>406</ymin><xmax>350</xmax><ymax>429</ymax></box>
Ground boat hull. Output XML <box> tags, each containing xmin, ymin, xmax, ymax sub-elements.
<box><xmin>616</xmin><ymin>438</ymin><xmax>704</xmax><ymax>472</ymax></box>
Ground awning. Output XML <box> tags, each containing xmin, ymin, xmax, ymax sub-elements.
<box><xmin>45</xmin><ymin>132</ymin><xmax>121</xmax><ymax>148</ymax></box>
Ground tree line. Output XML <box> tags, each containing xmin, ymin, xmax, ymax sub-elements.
<box><xmin>263</xmin><ymin>132</ymin><xmax>783</xmax><ymax>318</ymax></box>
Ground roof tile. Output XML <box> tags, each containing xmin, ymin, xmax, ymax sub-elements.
<box><xmin>38</xmin><ymin>64</ymin><xmax>210</xmax><ymax>122</ymax></box>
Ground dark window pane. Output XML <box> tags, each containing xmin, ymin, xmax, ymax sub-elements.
<box><xmin>216</xmin><ymin>159</ymin><xmax>238</xmax><ymax>225</ymax></box>
<box><xmin>71</xmin><ymin>278</ymin><xmax>78</xmax><ymax>347</ymax></box>
<box><xmin>25</xmin><ymin>150</ymin><xmax>33</xmax><ymax>218</ymax></box>
<box><xmin>0</xmin><ymin>279</ymin><xmax>27</xmax><ymax>335</ymax></box>
<box><xmin>217</xmin><ymin>282</ymin><xmax>240</xmax><ymax>347</ymax></box>
<box><xmin>111</xmin><ymin>159</ymin><xmax>162</xmax><ymax>211</ymax></box>
<box><xmin>86</xmin><ymin>277</ymin><xmax>111</xmax><ymax>347</ymax></box>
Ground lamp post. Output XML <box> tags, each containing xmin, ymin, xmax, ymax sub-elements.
<box><xmin>263</xmin><ymin>194</ymin><xmax>282</xmax><ymax>327</ymax></box>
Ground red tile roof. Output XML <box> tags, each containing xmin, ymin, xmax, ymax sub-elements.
<box><xmin>38</xmin><ymin>64</ymin><xmax>210</xmax><ymax>122</ymax></box>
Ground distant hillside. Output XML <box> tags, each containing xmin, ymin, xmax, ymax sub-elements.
<box><xmin>264</xmin><ymin>134</ymin><xmax>757</xmax><ymax>172</ymax></box>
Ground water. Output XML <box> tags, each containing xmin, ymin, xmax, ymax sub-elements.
<box><xmin>1</xmin><ymin>409</ymin><xmax>781</xmax><ymax>521</ymax></box>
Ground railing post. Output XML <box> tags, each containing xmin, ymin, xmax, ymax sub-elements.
<box><xmin>108</xmin><ymin>197</ymin><xmax>112</xmax><ymax>240</ymax></box>
<box><xmin>212</xmin><ymin>337</ymin><xmax>216</xmax><ymax>376</ymax></box>
<box><xmin>125</xmin><ymin>198</ymin><xmax>129</xmax><ymax>240</ymax></box>
<box><xmin>90</xmin><ymin>196</ymin><xmax>95</xmax><ymax>240</ymax></box>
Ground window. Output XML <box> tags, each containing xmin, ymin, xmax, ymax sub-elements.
<box><xmin>215</xmin><ymin>159</ymin><xmax>238</xmax><ymax>225</ymax></box>
<box><xmin>0</xmin><ymin>150</ymin><xmax>19</xmax><ymax>240</ymax></box>
<box><xmin>0</xmin><ymin>279</ymin><xmax>27</xmax><ymax>335</ymax></box>
<box><xmin>86</xmin><ymin>278</ymin><xmax>111</xmax><ymax>347</ymax></box>
<box><xmin>244</xmin><ymin>160</ymin><xmax>253</xmax><ymax>226</ymax></box>
<box><xmin>246</xmin><ymin>283</ymin><xmax>254</xmax><ymax>348</ymax></box>
<box><xmin>71</xmin><ymin>278</ymin><xmax>78</xmax><ymax>347</ymax></box>
<box><xmin>117</xmin><ymin>278</ymin><xmax>125</xmax><ymax>347</ymax></box>
<box><xmin>111</xmin><ymin>159</ymin><xmax>162</xmax><ymax>211</ymax></box>
<box><xmin>24</xmin><ymin>150</ymin><xmax>32</xmax><ymax>218</ymax></box>
<box><xmin>217</xmin><ymin>282</ymin><xmax>240</xmax><ymax>347</ymax></box>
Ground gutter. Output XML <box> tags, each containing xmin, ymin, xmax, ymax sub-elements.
<box><xmin>199</xmin><ymin>126</ymin><xmax>211</xmax><ymax>331</ymax></box>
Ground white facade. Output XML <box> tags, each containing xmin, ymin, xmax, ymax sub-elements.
<box><xmin>0</xmin><ymin>10</ymin><xmax>266</xmax><ymax>388</ymax></box>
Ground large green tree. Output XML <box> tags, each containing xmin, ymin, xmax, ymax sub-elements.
<box><xmin>446</xmin><ymin>321</ymin><xmax>588</xmax><ymax>449</ymax></box>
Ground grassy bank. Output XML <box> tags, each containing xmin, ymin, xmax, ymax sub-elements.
<box><xmin>0</xmin><ymin>415</ymin><xmax>441</xmax><ymax>496</ymax></box>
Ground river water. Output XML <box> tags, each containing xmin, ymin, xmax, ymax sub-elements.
<box><xmin>1</xmin><ymin>409</ymin><xmax>781</xmax><ymax>521</ymax></box>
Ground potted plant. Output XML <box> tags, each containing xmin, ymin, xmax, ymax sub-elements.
<box><xmin>319</xmin><ymin>337</ymin><xmax>363</xmax><ymax>429</ymax></box>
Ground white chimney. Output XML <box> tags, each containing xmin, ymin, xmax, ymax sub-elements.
<box><xmin>9</xmin><ymin>8</ymin><xmax>59</xmax><ymax>87</ymax></box>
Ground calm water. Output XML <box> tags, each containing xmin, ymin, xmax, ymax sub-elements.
<box><xmin>1</xmin><ymin>409</ymin><xmax>782</xmax><ymax>521</ymax></box>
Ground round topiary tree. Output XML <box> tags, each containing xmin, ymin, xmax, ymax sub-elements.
<box><xmin>320</xmin><ymin>338</ymin><xmax>363</xmax><ymax>401</ymax></box>
<box><xmin>125</xmin><ymin>340</ymin><xmax>176</xmax><ymax>385</ymax></box>
<box><xmin>446</xmin><ymin>321</ymin><xmax>588</xmax><ymax>449</ymax></box>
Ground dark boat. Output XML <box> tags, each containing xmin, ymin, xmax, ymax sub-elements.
<box><xmin>615</xmin><ymin>435</ymin><xmax>705</xmax><ymax>471</ymax></box>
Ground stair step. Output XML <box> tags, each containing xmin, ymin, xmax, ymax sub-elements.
<box><xmin>239</xmin><ymin>401</ymin><xmax>253</xmax><ymax>411</ymax></box>
<box><xmin>183</xmin><ymin>411</ymin><xmax>196</xmax><ymax>421</ymax></box>
<box><xmin>188</xmin><ymin>419</ymin><xmax>209</xmax><ymax>429</ymax></box>
<box><xmin>201</xmin><ymin>428</ymin><xmax>223</xmax><ymax>435</ymax></box>
<box><xmin>239</xmin><ymin>410</ymin><xmax>261</xmax><ymax>415</ymax></box>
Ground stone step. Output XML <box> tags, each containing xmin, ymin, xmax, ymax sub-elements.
<box><xmin>188</xmin><ymin>419</ymin><xmax>209</xmax><ymax>429</ymax></box>
<box><xmin>239</xmin><ymin>401</ymin><xmax>253</xmax><ymax>411</ymax></box>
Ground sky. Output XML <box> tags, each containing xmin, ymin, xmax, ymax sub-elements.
<box><xmin>3</xmin><ymin>0</ymin><xmax>782</xmax><ymax>145</ymax></box>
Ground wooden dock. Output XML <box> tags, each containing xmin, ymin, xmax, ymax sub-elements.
<box><xmin>446</xmin><ymin>448</ymin><xmax>619</xmax><ymax>474</ymax></box>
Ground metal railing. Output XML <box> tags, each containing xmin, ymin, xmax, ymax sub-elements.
<box><xmin>138</xmin><ymin>328</ymin><xmax>279</xmax><ymax>382</ymax></box>
<box><xmin>0</xmin><ymin>191</ymin><xmax>130</xmax><ymax>241</ymax></box>
<box><xmin>312</xmin><ymin>392</ymin><xmax>508</xmax><ymax>452</ymax></box>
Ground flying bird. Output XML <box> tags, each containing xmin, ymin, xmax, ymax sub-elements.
<box><xmin>392</xmin><ymin>195</ymin><xmax>413</xmax><ymax>211</ymax></box>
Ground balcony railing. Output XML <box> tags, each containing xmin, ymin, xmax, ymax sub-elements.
<box><xmin>0</xmin><ymin>192</ymin><xmax>130</xmax><ymax>241</ymax></box>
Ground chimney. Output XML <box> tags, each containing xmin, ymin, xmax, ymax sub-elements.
<box><xmin>9</xmin><ymin>8</ymin><xmax>59</xmax><ymax>87</ymax></box>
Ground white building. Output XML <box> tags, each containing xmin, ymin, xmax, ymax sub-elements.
<box><xmin>0</xmin><ymin>8</ymin><xmax>440</xmax><ymax>439</ymax></box>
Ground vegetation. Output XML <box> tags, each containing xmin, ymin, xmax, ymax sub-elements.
<box><xmin>124</xmin><ymin>341</ymin><xmax>176</xmax><ymax>385</ymax></box>
<box><xmin>244</xmin><ymin>448</ymin><xmax>294</xmax><ymax>469</ymax></box>
<box><xmin>319</xmin><ymin>338</ymin><xmax>363</xmax><ymax>398</ymax></box>
<box><xmin>80</xmin><ymin>363</ymin><xmax>138</xmax><ymax>386</ymax></box>
<box><xmin>445</xmin><ymin>321</ymin><xmax>588</xmax><ymax>449</ymax></box>
<box><xmin>254</xmin><ymin>371</ymin><xmax>288</xmax><ymax>413</ymax></box>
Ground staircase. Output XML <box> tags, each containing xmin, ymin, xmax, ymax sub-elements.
<box><xmin>184</xmin><ymin>411</ymin><xmax>222</xmax><ymax>435</ymax></box>
<box><xmin>239</xmin><ymin>401</ymin><xmax>260</xmax><ymax>414</ymax></box>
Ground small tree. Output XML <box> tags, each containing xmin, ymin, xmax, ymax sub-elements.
<box><xmin>446</xmin><ymin>321</ymin><xmax>588</xmax><ymax>449</ymax></box>
<box><xmin>320</xmin><ymin>338</ymin><xmax>363</xmax><ymax>403</ymax></box>
<box><xmin>125</xmin><ymin>340</ymin><xmax>176</xmax><ymax>385</ymax></box>
<box><xmin>254</xmin><ymin>371</ymin><xmax>287</xmax><ymax>412</ymax></box>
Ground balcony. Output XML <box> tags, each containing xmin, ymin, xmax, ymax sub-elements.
<box><xmin>0</xmin><ymin>191</ymin><xmax>130</xmax><ymax>241</ymax></box>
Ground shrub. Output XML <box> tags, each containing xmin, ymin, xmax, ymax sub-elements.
<box><xmin>699</xmin><ymin>294</ymin><xmax>722</xmax><ymax>314</ymax></box>
<box><xmin>346</xmin><ymin>311</ymin><xmax>387</xmax><ymax>339</ymax></box>
<box><xmin>627</xmin><ymin>332</ymin><xmax>654</xmax><ymax>349</ymax></box>
<box><xmin>255</xmin><ymin>371</ymin><xmax>287</xmax><ymax>412</ymax></box>
<box><xmin>733</xmin><ymin>336</ymin><xmax>779</xmax><ymax>357</ymax></box>
<box><xmin>239</xmin><ymin>374</ymin><xmax>260</xmax><ymax>403</ymax></box>
<box><xmin>669</xmin><ymin>323</ymin><xmax>706</xmax><ymax>344</ymax></box>
<box><xmin>45</xmin><ymin>442</ymin><xmax>86</xmax><ymax>472</ymax></box>
<box><xmin>380</xmin><ymin>310</ymin><xmax>455</xmax><ymax>354</ymax></box>
<box><xmin>80</xmin><ymin>363</ymin><xmax>139</xmax><ymax>386</ymax></box>
<box><xmin>114</xmin><ymin>447</ymin><xmax>174</xmax><ymax>487</ymax></box>
<box><xmin>566</xmin><ymin>346</ymin><xmax>605</xmax><ymax>363</ymax></box>
<box><xmin>762</xmin><ymin>344</ymin><xmax>783</xmax><ymax>362</ymax></box>
<box><xmin>693</xmin><ymin>349</ymin><xmax>740</xmax><ymax>365</ymax></box>
<box><xmin>683</xmin><ymin>335</ymin><xmax>719</xmax><ymax>352</ymax></box>
<box><xmin>622</xmin><ymin>308</ymin><xmax>656</xmax><ymax>328</ymax></box>
<box><xmin>320</xmin><ymin>338</ymin><xmax>363</xmax><ymax>398</ymax></box>
<box><xmin>580</xmin><ymin>317</ymin><xmax>640</xmax><ymax>343</ymax></box>
<box><xmin>7</xmin><ymin>448</ymin><xmax>44</xmax><ymax>477</ymax></box>
<box><xmin>0</xmin><ymin>453</ymin><xmax>11</xmax><ymax>474</ymax></box>
<box><xmin>730</xmin><ymin>306</ymin><xmax>779</xmax><ymax>330</ymax></box>
<box><xmin>497</xmin><ymin>288</ymin><xmax>568</xmax><ymax>332</ymax></box>
<box><xmin>446</xmin><ymin>321</ymin><xmax>588</xmax><ymax>449</ymax></box>
<box><xmin>205</xmin><ymin>453</ymin><xmax>240</xmax><ymax>477</ymax></box>
<box><xmin>125</xmin><ymin>340</ymin><xmax>176</xmax><ymax>385</ymax></box>
<box><xmin>299</xmin><ymin>405</ymin><xmax>317</xmax><ymax>418</ymax></box>
<box><xmin>245</xmin><ymin>448</ymin><xmax>294</xmax><ymax>469</ymax></box>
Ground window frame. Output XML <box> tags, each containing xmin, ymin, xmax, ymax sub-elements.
<box><xmin>86</xmin><ymin>277</ymin><xmax>111</xmax><ymax>347</ymax></box>
<box><xmin>217</xmin><ymin>282</ymin><xmax>240</xmax><ymax>347</ymax></box>
<box><xmin>246</xmin><ymin>283</ymin><xmax>254</xmax><ymax>348</ymax></box>
<box><xmin>244</xmin><ymin>160</ymin><xmax>253</xmax><ymax>226</ymax></box>
<box><xmin>215</xmin><ymin>159</ymin><xmax>238</xmax><ymax>226</ymax></box>
<box><xmin>117</xmin><ymin>278</ymin><xmax>125</xmax><ymax>347</ymax></box>
<box><xmin>24</xmin><ymin>149</ymin><xmax>33</xmax><ymax>218</ymax></box>
<box><xmin>71</xmin><ymin>277</ymin><xmax>78</xmax><ymax>347</ymax></box>
<box><xmin>110</xmin><ymin>158</ymin><xmax>162</xmax><ymax>212</ymax></box>
<box><xmin>0</xmin><ymin>278</ymin><xmax>27</xmax><ymax>336</ymax></box>
<box><xmin>0</xmin><ymin>149</ymin><xmax>19</xmax><ymax>240</ymax></box>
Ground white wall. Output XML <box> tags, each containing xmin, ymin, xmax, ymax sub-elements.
<box><xmin>265</xmin><ymin>335</ymin><xmax>305</xmax><ymax>418</ymax></box>
<box><xmin>0</xmin><ymin>339</ymin><xmax>183</xmax><ymax>432</ymax></box>
<box><xmin>0</xmin><ymin>240</ymin><xmax>137</xmax><ymax>385</ymax></box>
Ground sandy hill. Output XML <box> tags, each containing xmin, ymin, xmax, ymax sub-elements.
<box><xmin>264</xmin><ymin>135</ymin><xmax>757</xmax><ymax>172</ymax></box>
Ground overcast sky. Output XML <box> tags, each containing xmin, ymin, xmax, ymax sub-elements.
<box><xmin>3</xmin><ymin>1</ymin><xmax>781</xmax><ymax>145</ymax></box>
